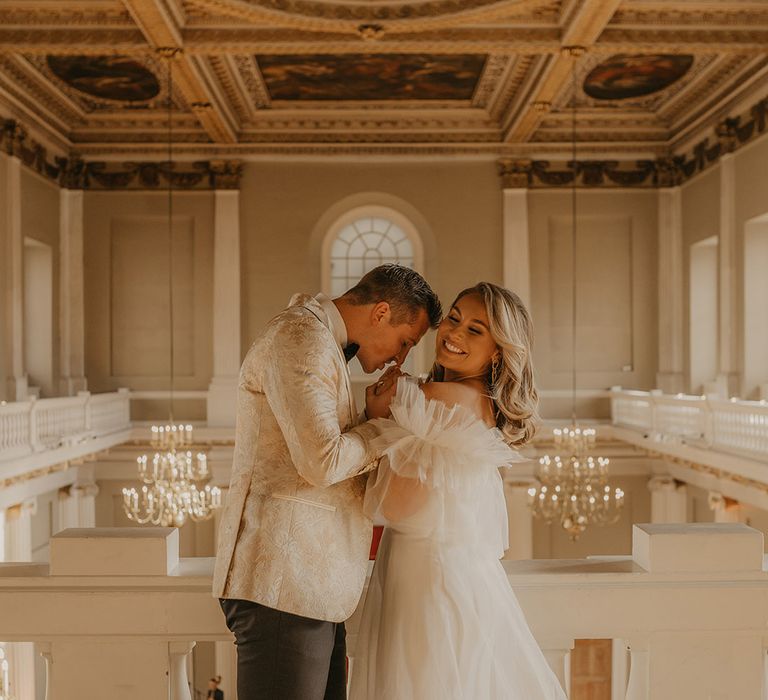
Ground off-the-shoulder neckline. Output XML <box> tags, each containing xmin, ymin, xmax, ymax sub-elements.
<box><xmin>394</xmin><ymin>376</ymin><xmax>500</xmax><ymax>433</ymax></box>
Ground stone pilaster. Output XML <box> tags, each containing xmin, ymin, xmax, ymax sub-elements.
<box><xmin>0</xmin><ymin>152</ymin><xmax>27</xmax><ymax>401</ymax></box>
<box><xmin>656</xmin><ymin>187</ymin><xmax>685</xmax><ymax>393</ymax></box>
<box><xmin>207</xmin><ymin>190</ymin><xmax>241</xmax><ymax>427</ymax></box>
<box><xmin>648</xmin><ymin>476</ymin><xmax>687</xmax><ymax>523</ymax></box>
<box><xmin>716</xmin><ymin>155</ymin><xmax>741</xmax><ymax>397</ymax></box>
<box><xmin>58</xmin><ymin>188</ymin><xmax>87</xmax><ymax>395</ymax></box>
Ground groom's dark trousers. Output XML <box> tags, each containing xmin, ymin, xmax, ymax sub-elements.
<box><xmin>220</xmin><ymin>598</ymin><xmax>347</xmax><ymax>700</ymax></box>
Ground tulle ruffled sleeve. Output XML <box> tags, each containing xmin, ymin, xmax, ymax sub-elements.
<box><xmin>368</xmin><ymin>377</ymin><xmax>523</xmax><ymax>489</ymax></box>
<box><xmin>364</xmin><ymin>378</ymin><xmax>525</xmax><ymax>547</ymax></box>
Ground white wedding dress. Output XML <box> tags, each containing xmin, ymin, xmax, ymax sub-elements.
<box><xmin>349</xmin><ymin>378</ymin><xmax>567</xmax><ymax>700</ymax></box>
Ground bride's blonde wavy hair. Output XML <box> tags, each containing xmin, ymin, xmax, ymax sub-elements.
<box><xmin>428</xmin><ymin>282</ymin><xmax>539</xmax><ymax>447</ymax></box>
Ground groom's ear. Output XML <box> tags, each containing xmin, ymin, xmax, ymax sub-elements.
<box><xmin>370</xmin><ymin>301</ymin><xmax>391</xmax><ymax>326</ymax></box>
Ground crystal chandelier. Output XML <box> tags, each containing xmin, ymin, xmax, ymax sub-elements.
<box><xmin>122</xmin><ymin>53</ymin><xmax>221</xmax><ymax>528</ymax></box>
<box><xmin>528</xmin><ymin>428</ymin><xmax>624</xmax><ymax>540</ymax></box>
<box><xmin>122</xmin><ymin>424</ymin><xmax>221</xmax><ymax>527</ymax></box>
<box><xmin>527</xmin><ymin>48</ymin><xmax>624</xmax><ymax>540</ymax></box>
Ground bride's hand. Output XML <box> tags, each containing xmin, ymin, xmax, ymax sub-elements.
<box><xmin>365</xmin><ymin>366</ymin><xmax>402</xmax><ymax>419</ymax></box>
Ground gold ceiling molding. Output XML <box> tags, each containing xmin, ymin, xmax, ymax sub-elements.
<box><xmin>181</xmin><ymin>0</ymin><xmax>556</xmax><ymax>33</ymax></box>
<box><xmin>2</xmin><ymin>0</ymin><xmax>768</xmax><ymax>156</ymax></box>
<box><xmin>611</xmin><ymin>7</ymin><xmax>768</xmax><ymax>29</ymax></box>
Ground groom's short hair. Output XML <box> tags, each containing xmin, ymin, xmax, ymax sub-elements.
<box><xmin>344</xmin><ymin>264</ymin><xmax>442</xmax><ymax>329</ymax></box>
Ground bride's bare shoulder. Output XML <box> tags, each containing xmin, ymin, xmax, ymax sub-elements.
<box><xmin>420</xmin><ymin>381</ymin><xmax>485</xmax><ymax>412</ymax></box>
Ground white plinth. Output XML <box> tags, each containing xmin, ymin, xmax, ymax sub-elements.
<box><xmin>632</xmin><ymin>523</ymin><xmax>763</xmax><ymax>574</ymax></box>
<box><xmin>49</xmin><ymin>527</ymin><xmax>179</xmax><ymax>576</ymax></box>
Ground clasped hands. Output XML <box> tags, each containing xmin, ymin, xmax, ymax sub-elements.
<box><xmin>365</xmin><ymin>364</ymin><xmax>406</xmax><ymax>419</ymax></box>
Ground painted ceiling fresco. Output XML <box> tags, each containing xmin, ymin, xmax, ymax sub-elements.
<box><xmin>46</xmin><ymin>55</ymin><xmax>161</xmax><ymax>102</ymax></box>
<box><xmin>583</xmin><ymin>54</ymin><xmax>695</xmax><ymax>100</ymax></box>
<box><xmin>255</xmin><ymin>54</ymin><xmax>487</xmax><ymax>100</ymax></box>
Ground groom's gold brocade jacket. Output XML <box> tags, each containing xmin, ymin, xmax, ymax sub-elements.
<box><xmin>213</xmin><ymin>294</ymin><xmax>381</xmax><ymax>622</ymax></box>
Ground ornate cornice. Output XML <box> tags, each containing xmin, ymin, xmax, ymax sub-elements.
<box><xmin>498</xmin><ymin>93</ymin><xmax>768</xmax><ymax>188</ymax></box>
<box><xmin>497</xmin><ymin>157</ymin><xmax>658</xmax><ymax>188</ymax></box>
<box><xmin>60</xmin><ymin>158</ymin><xmax>244</xmax><ymax>190</ymax></box>
<box><xmin>0</xmin><ymin>119</ymin><xmax>65</xmax><ymax>181</ymax></box>
<box><xmin>1</xmin><ymin>118</ymin><xmax>243</xmax><ymax>189</ymax></box>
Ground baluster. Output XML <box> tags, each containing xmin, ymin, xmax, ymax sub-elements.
<box><xmin>38</xmin><ymin>642</ymin><xmax>53</xmax><ymax>700</ymax></box>
<box><xmin>83</xmin><ymin>390</ymin><xmax>92</xmax><ymax>430</ymax></box>
<box><xmin>169</xmin><ymin>641</ymin><xmax>196</xmax><ymax>700</ymax></box>
<box><xmin>29</xmin><ymin>397</ymin><xmax>42</xmax><ymax>451</ymax></box>
<box><xmin>625</xmin><ymin>639</ymin><xmax>649</xmax><ymax>700</ymax></box>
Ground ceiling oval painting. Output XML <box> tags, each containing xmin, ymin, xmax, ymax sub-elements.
<box><xmin>257</xmin><ymin>54</ymin><xmax>486</xmax><ymax>101</ymax></box>
<box><xmin>583</xmin><ymin>54</ymin><xmax>694</xmax><ymax>101</ymax></box>
<box><xmin>46</xmin><ymin>56</ymin><xmax>160</xmax><ymax>102</ymax></box>
<box><xmin>241</xmin><ymin>0</ymin><xmax>518</xmax><ymax>22</ymax></box>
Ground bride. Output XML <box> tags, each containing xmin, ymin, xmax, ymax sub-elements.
<box><xmin>350</xmin><ymin>282</ymin><xmax>567</xmax><ymax>700</ymax></box>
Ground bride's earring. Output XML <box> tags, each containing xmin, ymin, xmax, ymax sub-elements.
<box><xmin>491</xmin><ymin>357</ymin><xmax>501</xmax><ymax>386</ymax></box>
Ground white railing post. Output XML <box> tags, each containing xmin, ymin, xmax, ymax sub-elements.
<box><xmin>82</xmin><ymin>390</ymin><xmax>92</xmax><ymax>431</ymax></box>
<box><xmin>38</xmin><ymin>642</ymin><xmax>53</xmax><ymax>700</ymax></box>
<box><xmin>625</xmin><ymin>639</ymin><xmax>649</xmax><ymax>700</ymax></box>
<box><xmin>169</xmin><ymin>641</ymin><xmax>196</xmax><ymax>700</ymax></box>
<box><xmin>28</xmin><ymin>397</ymin><xmax>41</xmax><ymax>451</ymax></box>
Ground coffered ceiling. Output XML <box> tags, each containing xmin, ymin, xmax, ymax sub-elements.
<box><xmin>0</xmin><ymin>0</ymin><xmax>767</xmax><ymax>158</ymax></box>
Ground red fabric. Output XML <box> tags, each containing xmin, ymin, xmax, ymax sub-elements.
<box><xmin>369</xmin><ymin>525</ymin><xmax>384</xmax><ymax>560</ymax></box>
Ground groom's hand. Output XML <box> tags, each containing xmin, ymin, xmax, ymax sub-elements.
<box><xmin>365</xmin><ymin>366</ymin><xmax>402</xmax><ymax>419</ymax></box>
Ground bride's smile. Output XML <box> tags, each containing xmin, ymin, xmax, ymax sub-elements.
<box><xmin>435</xmin><ymin>292</ymin><xmax>499</xmax><ymax>379</ymax></box>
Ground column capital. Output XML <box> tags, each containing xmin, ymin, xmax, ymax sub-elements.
<box><xmin>71</xmin><ymin>483</ymin><xmax>99</xmax><ymax>499</ymax></box>
<box><xmin>497</xmin><ymin>158</ymin><xmax>533</xmax><ymax>189</ymax></box>
<box><xmin>647</xmin><ymin>475</ymin><xmax>680</xmax><ymax>493</ymax></box>
<box><xmin>6</xmin><ymin>497</ymin><xmax>37</xmax><ymax>520</ymax></box>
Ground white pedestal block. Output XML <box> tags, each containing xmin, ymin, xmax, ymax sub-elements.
<box><xmin>632</xmin><ymin>523</ymin><xmax>763</xmax><ymax>574</ymax></box>
<box><xmin>49</xmin><ymin>528</ymin><xmax>179</xmax><ymax>576</ymax></box>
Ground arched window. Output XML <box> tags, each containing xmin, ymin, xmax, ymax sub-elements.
<box><xmin>328</xmin><ymin>217</ymin><xmax>415</xmax><ymax>297</ymax></box>
<box><xmin>321</xmin><ymin>205</ymin><xmax>426</xmax><ymax>376</ymax></box>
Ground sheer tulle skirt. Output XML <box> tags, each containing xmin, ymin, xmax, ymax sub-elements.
<box><xmin>349</xmin><ymin>530</ymin><xmax>567</xmax><ymax>700</ymax></box>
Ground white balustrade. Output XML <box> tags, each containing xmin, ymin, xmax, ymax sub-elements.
<box><xmin>0</xmin><ymin>390</ymin><xmax>131</xmax><ymax>466</ymax></box>
<box><xmin>610</xmin><ymin>390</ymin><xmax>653</xmax><ymax>431</ymax></box>
<box><xmin>0</xmin><ymin>402</ymin><xmax>31</xmax><ymax>460</ymax></box>
<box><xmin>0</xmin><ymin>525</ymin><xmax>764</xmax><ymax>699</ymax></box>
<box><xmin>611</xmin><ymin>388</ymin><xmax>768</xmax><ymax>463</ymax></box>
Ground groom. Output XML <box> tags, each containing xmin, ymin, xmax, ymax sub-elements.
<box><xmin>213</xmin><ymin>264</ymin><xmax>441</xmax><ymax>700</ymax></box>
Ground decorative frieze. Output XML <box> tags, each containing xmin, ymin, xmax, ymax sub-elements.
<box><xmin>498</xmin><ymin>95</ymin><xmax>768</xmax><ymax>188</ymax></box>
<box><xmin>497</xmin><ymin>157</ymin><xmax>658</xmax><ymax>188</ymax></box>
<box><xmin>0</xmin><ymin>118</ymin><xmax>243</xmax><ymax>189</ymax></box>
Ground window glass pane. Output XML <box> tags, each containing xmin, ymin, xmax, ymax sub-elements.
<box><xmin>395</xmin><ymin>239</ymin><xmax>414</xmax><ymax>258</ymax></box>
<box><xmin>338</xmin><ymin>225</ymin><xmax>357</xmax><ymax>243</ymax></box>
<box><xmin>331</xmin><ymin>239</ymin><xmax>348</xmax><ymax>258</ymax></box>
<box><xmin>387</xmin><ymin>226</ymin><xmax>406</xmax><ymax>244</ymax></box>
<box><xmin>361</xmin><ymin>232</ymin><xmax>382</xmax><ymax>250</ymax></box>
<box><xmin>347</xmin><ymin>258</ymin><xmax>364</xmax><ymax>278</ymax></box>
<box><xmin>378</xmin><ymin>239</ymin><xmax>396</xmax><ymax>259</ymax></box>
<box><xmin>348</xmin><ymin>237</ymin><xmax>366</xmax><ymax>258</ymax></box>
<box><xmin>372</xmin><ymin>217</ymin><xmax>391</xmax><ymax>234</ymax></box>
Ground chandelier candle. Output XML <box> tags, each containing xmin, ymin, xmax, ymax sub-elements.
<box><xmin>123</xmin><ymin>425</ymin><xmax>221</xmax><ymax>527</ymax></box>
